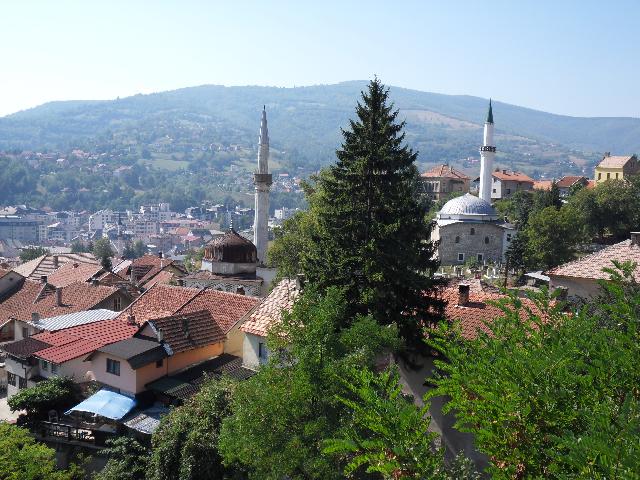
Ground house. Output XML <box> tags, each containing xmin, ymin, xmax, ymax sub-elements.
<box><xmin>13</xmin><ymin>253</ymin><xmax>99</xmax><ymax>282</ymax></box>
<box><xmin>594</xmin><ymin>153</ymin><xmax>639</xmax><ymax>185</ymax></box>
<box><xmin>240</xmin><ymin>278</ymin><xmax>300</xmax><ymax>368</ymax></box>
<box><xmin>490</xmin><ymin>170</ymin><xmax>534</xmax><ymax>200</ymax></box>
<box><xmin>533</xmin><ymin>180</ymin><xmax>553</xmax><ymax>191</ymax></box>
<box><xmin>556</xmin><ymin>176</ymin><xmax>589</xmax><ymax>197</ymax></box>
<box><xmin>546</xmin><ymin>232</ymin><xmax>640</xmax><ymax>299</ymax></box>
<box><xmin>124</xmin><ymin>253</ymin><xmax>186</xmax><ymax>289</ymax></box>
<box><xmin>420</xmin><ymin>165</ymin><xmax>470</xmax><ymax>201</ymax></box>
<box><xmin>0</xmin><ymin>278</ymin><xmax>132</xmax><ymax>343</ymax></box>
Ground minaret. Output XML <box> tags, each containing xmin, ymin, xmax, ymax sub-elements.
<box><xmin>253</xmin><ymin>106</ymin><xmax>272</xmax><ymax>265</ymax></box>
<box><xmin>478</xmin><ymin>99</ymin><xmax>496</xmax><ymax>203</ymax></box>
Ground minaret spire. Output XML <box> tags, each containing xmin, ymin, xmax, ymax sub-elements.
<box><xmin>253</xmin><ymin>107</ymin><xmax>272</xmax><ymax>265</ymax></box>
<box><xmin>478</xmin><ymin>99</ymin><xmax>496</xmax><ymax>203</ymax></box>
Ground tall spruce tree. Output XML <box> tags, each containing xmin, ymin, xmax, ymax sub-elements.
<box><xmin>304</xmin><ymin>78</ymin><xmax>443</xmax><ymax>349</ymax></box>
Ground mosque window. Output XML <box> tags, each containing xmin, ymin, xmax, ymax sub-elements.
<box><xmin>458</xmin><ymin>253</ymin><xmax>465</xmax><ymax>262</ymax></box>
<box><xmin>455</xmin><ymin>236</ymin><xmax>460</xmax><ymax>243</ymax></box>
<box><xmin>470</xmin><ymin>228</ymin><xmax>475</xmax><ymax>235</ymax></box>
<box><xmin>484</xmin><ymin>236</ymin><xmax>490</xmax><ymax>244</ymax></box>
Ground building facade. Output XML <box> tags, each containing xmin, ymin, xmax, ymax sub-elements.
<box><xmin>594</xmin><ymin>154</ymin><xmax>639</xmax><ymax>184</ymax></box>
<box><xmin>491</xmin><ymin>170</ymin><xmax>535</xmax><ymax>200</ymax></box>
<box><xmin>421</xmin><ymin>165</ymin><xmax>470</xmax><ymax>201</ymax></box>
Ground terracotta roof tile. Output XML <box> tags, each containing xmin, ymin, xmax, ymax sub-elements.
<box><xmin>47</xmin><ymin>262</ymin><xmax>104</xmax><ymax>287</ymax></box>
<box><xmin>533</xmin><ymin>180</ymin><xmax>553</xmax><ymax>191</ymax></box>
<box><xmin>435</xmin><ymin>282</ymin><xmax>545</xmax><ymax>340</ymax></box>
<box><xmin>546</xmin><ymin>239</ymin><xmax>640</xmax><ymax>281</ymax></box>
<box><xmin>241</xmin><ymin>279</ymin><xmax>299</xmax><ymax>337</ymax></box>
<box><xmin>141</xmin><ymin>269</ymin><xmax>175</xmax><ymax>289</ymax></box>
<box><xmin>177</xmin><ymin>289</ymin><xmax>260</xmax><ymax>333</ymax></box>
<box><xmin>13</xmin><ymin>253</ymin><xmax>98</xmax><ymax>281</ymax></box>
<box><xmin>35</xmin><ymin>338</ymin><xmax>103</xmax><ymax>364</ymax></box>
<box><xmin>492</xmin><ymin>170</ymin><xmax>534</xmax><ymax>183</ymax></box>
<box><xmin>556</xmin><ymin>176</ymin><xmax>587</xmax><ymax>188</ymax></box>
<box><xmin>148</xmin><ymin>310</ymin><xmax>225</xmax><ymax>354</ymax></box>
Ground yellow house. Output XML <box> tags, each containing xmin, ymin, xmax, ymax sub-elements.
<box><xmin>594</xmin><ymin>154</ymin><xmax>639</xmax><ymax>184</ymax></box>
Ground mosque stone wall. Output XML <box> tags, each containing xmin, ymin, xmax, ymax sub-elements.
<box><xmin>437</xmin><ymin>222</ymin><xmax>504</xmax><ymax>265</ymax></box>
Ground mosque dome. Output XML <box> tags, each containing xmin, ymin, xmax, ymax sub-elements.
<box><xmin>438</xmin><ymin>193</ymin><xmax>498</xmax><ymax>220</ymax></box>
<box><xmin>203</xmin><ymin>229</ymin><xmax>257</xmax><ymax>264</ymax></box>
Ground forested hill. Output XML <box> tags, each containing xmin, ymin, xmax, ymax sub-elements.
<box><xmin>1</xmin><ymin>81</ymin><xmax>639</xmax><ymax>177</ymax></box>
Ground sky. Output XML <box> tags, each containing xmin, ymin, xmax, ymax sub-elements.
<box><xmin>0</xmin><ymin>0</ymin><xmax>638</xmax><ymax>118</ymax></box>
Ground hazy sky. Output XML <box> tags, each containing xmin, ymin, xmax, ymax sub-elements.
<box><xmin>1</xmin><ymin>1</ymin><xmax>638</xmax><ymax>117</ymax></box>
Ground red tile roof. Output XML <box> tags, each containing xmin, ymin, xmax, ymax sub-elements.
<box><xmin>437</xmin><ymin>282</ymin><xmax>544</xmax><ymax>340</ymax></box>
<box><xmin>492</xmin><ymin>170</ymin><xmax>534</xmax><ymax>183</ymax></box>
<box><xmin>421</xmin><ymin>164</ymin><xmax>470</xmax><ymax>180</ymax></box>
<box><xmin>546</xmin><ymin>239</ymin><xmax>640</xmax><ymax>282</ymax></box>
<box><xmin>241</xmin><ymin>279</ymin><xmax>299</xmax><ymax>337</ymax></box>
<box><xmin>148</xmin><ymin>310</ymin><xmax>225</xmax><ymax>354</ymax></box>
<box><xmin>141</xmin><ymin>269</ymin><xmax>175</xmax><ymax>290</ymax></box>
<box><xmin>35</xmin><ymin>338</ymin><xmax>102</xmax><ymax>364</ymax></box>
<box><xmin>0</xmin><ymin>280</ymin><xmax>122</xmax><ymax>323</ymax></box>
<box><xmin>47</xmin><ymin>262</ymin><xmax>104</xmax><ymax>288</ymax></box>
<box><xmin>129</xmin><ymin>255</ymin><xmax>176</xmax><ymax>284</ymax></box>
<box><xmin>116</xmin><ymin>283</ymin><xmax>259</xmax><ymax>333</ymax></box>
<box><xmin>556</xmin><ymin>176</ymin><xmax>587</xmax><ymax>188</ymax></box>
<box><xmin>533</xmin><ymin>180</ymin><xmax>553</xmax><ymax>191</ymax></box>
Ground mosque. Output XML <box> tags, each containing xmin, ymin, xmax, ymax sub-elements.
<box><xmin>431</xmin><ymin>101</ymin><xmax>515</xmax><ymax>265</ymax></box>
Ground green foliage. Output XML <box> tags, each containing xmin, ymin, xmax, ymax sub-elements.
<box><xmin>183</xmin><ymin>248</ymin><xmax>204</xmax><ymax>273</ymax></box>
<box><xmin>132</xmin><ymin>240</ymin><xmax>147</xmax><ymax>258</ymax></box>
<box><xmin>19</xmin><ymin>246</ymin><xmax>49</xmax><ymax>262</ymax></box>
<box><xmin>0</xmin><ymin>423</ymin><xmax>81</xmax><ymax>480</ymax></box>
<box><xmin>523</xmin><ymin>206</ymin><xmax>582</xmax><ymax>269</ymax></box>
<box><xmin>323</xmin><ymin>367</ymin><xmax>443</xmax><ymax>479</ymax></box>
<box><xmin>149</xmin><ymin>379</ymin><xmax>240</xmax><ymax>480</ymax></box>
<box><xmin>70</xmin><ymin>240</ymin><xmax>90</xmax><ymax>253</ymax></box>
<box><xmin>92</xmin><ymin>238</ymin><xmax>114</xmax><ymax>270</ymax></box>
<box><xmin>8</xmin><ymin>376</ymin><xmax>77</xmax><ymax>419</ymax></box>
<box><xmin>94</xmin><ymin>437</ymin><xmax>149</xmax><ymax>480</ymax></box>
<box><xmin>427</xmin><ymin>265</ymin><xmax>640</xmax><ymax>478</ymax></box>
<box><xmin>300</xmin><ymin>79</ymin><xmax>443</xmax><ymax>350</ymax></box>
<box><xmin>219</xmin><ymin>287</ymin><xmax>400</xmax><ymax>480</ymax></box>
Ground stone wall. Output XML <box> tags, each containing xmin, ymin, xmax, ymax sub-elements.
<box><xmin>436</xmin><ymin>222</ymin><xmax>505</xmax><ymax>265</ymax></box>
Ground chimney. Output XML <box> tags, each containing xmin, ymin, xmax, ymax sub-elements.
<box><xmin>296</xmin><ymin>273</ymin><xmax>306</xmax><ymax>292</ymax></box>
<box><xmin>631</xmin><ymin>232</ymin><xmax>640</xmax><ymax>246</ymax></box>
<box><xmin>31</xmin><ymin>312</ymin><xmax>40</xmax><ymax>323</ymax></box>
<box><xmin>91</xmin><ymin>278</ymin><xmax>99</xmax><ymax>287</ymax></box>
<box><xmin>502</xmin><ymin>169</ymin><xmax>507</xmax><ymax>174</ymax></box>
<box><xmin>181</xmin><ymin>317</ymin><xmax>190</xmax><ymax>338</ymax></box>
<box><xmin>235</xmin><ymin>286</ymin><xmax>245</xmax><ymax>296</ymax></box>
<box><xmin>40</xmin><ymin>275</ymin><xmax>48</xmax><ymax>284</ymax></box>
<box><xmin>157</xmin><ymin>251</ymin><xmax>163</xmax><ymax>258</ymax></box>
<box><xmin>129</xmin><ymin>269</ymin><xmax>136</xmax><ymax>284</ymax></box>
<box><xmin>52</xmin><ymin>255</ymin><xmax>59</xmax><ymax>268</ymax></box>
<box><xmin>176</xmin><ymin>278</ymin><xmax>184</xmax><ymax>287</ymax></box>
<box><xmin>55</xmin><ymin>287</ymin><xmax>63</xmax><ymax>306</ymax></box>
<box><xmin>126</xmin><ymin>312</ymin><xmax>136</xmax><ymax>325</ymax></box>
<box><xmin>604</xmin><ymin>152</ymin><xmax>611</xmax><ymax>157</ymax></box>
<box><xmin>458</xmin><ymin>283</ymin><xmax>470</xmax><ymax>306</ymax></box>
<box><xmin>156</xmin><ymin>329</ymin><xmax>164</xmax><ymax>343</ymax></box>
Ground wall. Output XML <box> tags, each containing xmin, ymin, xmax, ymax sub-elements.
<box><xmin>242</xmin><ymin>332</ymin><xmax>267</xmax><ymax>370</ymax></box>
<box><xmin>4</xmin><ymin>356</ymin><xmax>30</xmax><ymax>398</ymax></box>
<box><xmin>548</xmin><ymin>275</ymin><xmax>600</xmax><ymax>300</ymax></box>
<box><xmin>436</xmin><ymin>222</ymin><xmax>505</xmax><ymax>265</ymax></box>
<box><xmin>88</xmin><ymin>352</ymin><xmax>139</xmax><ymax>396</ymax></box>
<box><xmin>166</xmin><ymin>342</ymin><xmax>224</xmax><ymax>375</ymax></box>
<box><xmin>225</xmin><ymin>324</ymin><xmax>244</xmax><ymax>357</ymax></box>
<box><xmin>0</xmin><ymin>272</ymin><xmax>23</xmax><ymax>297</ymax></box>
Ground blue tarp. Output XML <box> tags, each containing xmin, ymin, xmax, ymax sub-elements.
<box><xmin>65</xmin><ymin>389</ymin><xmax>137</xmax><ymax>420</ymax></box>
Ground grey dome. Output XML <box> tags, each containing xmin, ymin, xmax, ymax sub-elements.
<box><xmin>439</xmin><ymin>193</ymin><xmax>497</xmax><ymax>216</ymax></box>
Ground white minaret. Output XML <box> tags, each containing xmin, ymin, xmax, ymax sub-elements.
<box><xmin>253</xmin><ymin>106</ymin><xmax>272</xmax><ymax>265</ymax></box>
<box><xmin>478</xmin><ymin>100</ymin><xmax>496</xmax><ymax>203</ymax></box>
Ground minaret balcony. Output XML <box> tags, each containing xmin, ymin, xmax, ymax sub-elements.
<box><xmin>253</xmin><ymin>173</ymin><xmax>273</xmax><ymax>185</ymax></box>
<box><xmin>480</xmin><ymin>146</ymin><xmax>496</xmax><ymax>152</ymax></box>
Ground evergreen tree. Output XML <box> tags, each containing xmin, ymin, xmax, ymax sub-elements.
<box><xmin>304</xmin><ymin>78</ymin><xmax>443</xmax><ymax>349</ymax></box>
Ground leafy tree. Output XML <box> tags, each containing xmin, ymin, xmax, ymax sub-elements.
<box><xmin>149</xmin><ymin>378</ymin><xmax>240</xmax><ymax>480</ymax></box>
<box><xmin>92</xmin><ymin>237</ymin><xmax>114</xmax><ymax>270</ymax></box>
<box><xmin>183</xmin><ymin>248</ymin><xmax>204</xmax><ymax>273</ymax></box>
<box><xmin>19</xmin><ymin>246</ymin><xmax>49</xmax><ymax>263</ymax></box>
<box><xmin>70</xmin><ymin>240</ymin><xmax>90</xmax><ymax>253</ymax></box>
<box><xmin>524</xmin><ymin>206</ymin><xmax>581</xmax><ymax>269</ymax></box>
<box><xmin>219</xmin><ymin>287</ymin><xmax>400</xmax><ymax>480</ymax></box>
<box><xmin>302</xmin><ymin>78</ymin><xmax>443</xmax><ymax>349</ymax></box>
<box><xmin>427</xmin><ymin>265</ymin><xmax>640</xmax><ymax>479</ymax></box>
<box><xmin>121</xmin><ymin>242</ymin><xmax>135</xmax><ymax>260</ymax></box>
<box><xmin>94</xmin><ymin>437</ymin><xmax>149</xmax><ymax>480</ymax></box>
<box><xmin>323</xmin><ymin>367</ymin><xmax>443</xmax><ymax>479</ymax></box>
<box><xmin>132</xmin><ymin>240</ymin><xmax>147</xmax><ymax>258</ymax></box>
<box><xmin>0</xmin><ymin>423</ymin><xmax>82</xmax><ymax>480</ymax></box>
<box><xmin>8</xmin><ymin>376</ymin><xmax>78</xmax><ymax>420</ymax></box>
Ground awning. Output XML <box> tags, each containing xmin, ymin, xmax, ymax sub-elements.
<box><xmin>65</xmin><ymin>389</ymin><xmax>137</xmax><ymax>420</ymax></box>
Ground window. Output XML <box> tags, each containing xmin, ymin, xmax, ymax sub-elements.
<box><xmin>113</xmin><ymin>297</ymin><xmax>122</xmax><ymax>311</ymax></box>
<box><xmin>506</xmin><ymin>233</ymin><xmax>512</xmax><ymax>241</ymax></box>
<box><xmin>41</xmin><ymin>360</ymin><xmax>48</xmax><ymax>371</ymax></box>
<box><xmin>22</xmin><ymin>327</ymin><xmax>29</xmax><ymax>339</ymax></box>
<box><xmin>484</xmin><ymin>236</ymin><xmax>490</xmax><ymax>244</ymax></box>
<box><xmin>470</xmin><ymin>228</ymin><xmax>475</xmax><ymax>236</ymax></box>
<box><xmin>506</xmin><ymin>188</ymin><xmax>511</xmax><ymax>194</ymax></box>
<box><xmin>18</xmin><ymin>376</ymin><xmax>27</xmax><ymax>389</ymax></box>
<box><xmin>7</xmin><ymin>373</ymin><xmax>16</xmax><ymax>386</ymax></box>
<box><xmin>106</xmin><ymin>358</ymin><xmax>120</xmax><ymax>376</ymax></box>
<box><xmin>607</xmin><ymin>172</ymin><xmax>610</xmax><ymax>179</ymax></box>
<box><xmin>458</xmin><ymin>253</ymin><xmax>465</xmax><ymax>262</ymax></box>
<box><xmin>455</xmin><ymin>236</ymin><xmax>460</xmax><ymax>243</ymax></box>
<box><xmin>477</xmin><ymin>254</ymin><xmax>484</xmax><ymax>262</ymax></box>
<box><xmin>156</xmin><ymin>359</ymin><xmax>163</xmax><ymax>368</ymax></box>
<box><xmin>258</xmin><ymin>342</ymin><xmax>268</xmax><ymax>361</ymax></box>
<box><xmin>492</xmin><ymin>188</ymin><xmax>496</xmax><ymax>193</ymax></box>
<box><xmin>598</xmin><ymin>172</ymin><xmax>602</xmax><ymax>180</ymax></box>
<box><xmin>51</xmin><ymin>363</ymin><xmax>58</xmax><ymax>375</ymax></box>
<box><xmin>616</xmin><ymin>172</ymin><xmax>619</xmax><ymax>179</ymax></box>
